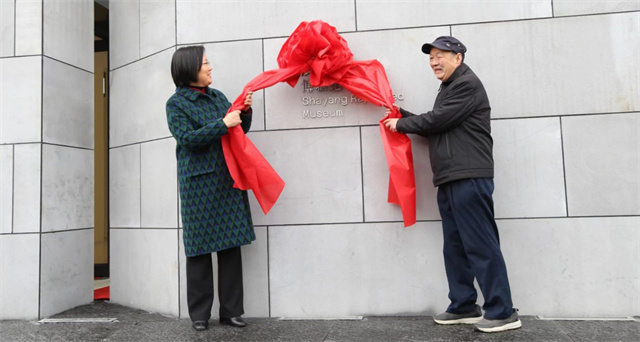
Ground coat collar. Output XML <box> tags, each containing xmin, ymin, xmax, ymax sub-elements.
<box><xmin>442</xmin><ymin>63</ymin><xmax>469</xmax><ymax>85</ymax></box>
<box><xmin>176</xmin><ymin>86</ymin><xmax>217</xmax><ymax>101</ymax></box>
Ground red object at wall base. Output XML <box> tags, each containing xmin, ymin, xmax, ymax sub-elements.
<box><xmin>94</xmin><ymin>286</ymin><xmax>109</xmax><ymax>301</ymax></box>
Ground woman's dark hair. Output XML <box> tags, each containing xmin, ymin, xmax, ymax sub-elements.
<box><xmin>171</xmin><ymin>45</ymin><xmax>205</xmax><ymax>87</ymax></box>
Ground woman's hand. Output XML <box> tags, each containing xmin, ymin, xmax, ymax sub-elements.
<box><xmin>243</xmin><ymin>91</ymin><xmax>253</xmax><ymax>111</ymax></box>
<box><xmin>223</xmin><ymin>110</ymin><xmax>243</xmax><ymax>128</ymax></box>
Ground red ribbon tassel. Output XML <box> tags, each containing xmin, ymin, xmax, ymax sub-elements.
<box><xmin>222</xmin><ymin>20</ymin><xmax>416</xmax><ymax>227</ymax></box>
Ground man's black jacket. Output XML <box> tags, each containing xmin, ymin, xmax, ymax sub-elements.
<box><xmin>396</xmin><ymin>63</ymin><xmax>494</xmax><ymax>186</ymax></box>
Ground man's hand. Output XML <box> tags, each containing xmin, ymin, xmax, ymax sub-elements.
<box><xmin>223</xmin><ymin>110</ymin><xmax>242</xmax><ymax>128</ymax></box>
<box><xmin>384</xmin><ymin>103</ymin><xmax>399</xmax><ymax>116</ymax></box>
<box><xmin>384</xmin><ymin>118</ymin><xmax>399</xmax><ymax>132</ymax></box>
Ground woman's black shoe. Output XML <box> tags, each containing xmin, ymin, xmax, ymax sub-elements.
<box><xmin>192</xmin><ymin>320</ymin><xmax>208</xmax><ymax>331</ymax></box>
<box><xmin>219</xmin><ymin>316</ymin><xmax>247</xmax><ymax>328</ymax></box>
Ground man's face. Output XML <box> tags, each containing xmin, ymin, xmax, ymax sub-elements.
<box><xmin>429</xmin><ymin>47</ymin><xmax>462</xmax><ymax>82</ymax></box>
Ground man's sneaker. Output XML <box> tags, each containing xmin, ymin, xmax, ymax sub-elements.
<box><xmin>475</xmin><ymin>309</ymin><xmax>522</xmax><ymax>333</ymax></box>
<box><xmin>433</xmin><ymin>305</ymin><xmax>483</xmax><ymax>325</ymax></box>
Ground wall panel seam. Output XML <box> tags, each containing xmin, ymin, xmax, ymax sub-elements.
<box><xmin>41</xmin><ymin>227</ymin><xmax>94</xmax><ymax>235</ymax></box>
<box><xmin>262</xmin><ymin>39</ymin><xmax>266</xmax><ymax>130</ymax></box>
<box><xmin>13</xmin><ymin>0</ymin><xmax>16</xmax><ymax>56</ymax></box>
<box><xmin>138</xmin><ymin>0</ymin><xmax>141</xmax><ymax>62</ymax></box>
<box><xmin>109</xmin><ymin>46</ymin><xmax>174</xmax><ymax>72</ymax></box>
<box><xmin>96</xmin><ymin>111</ymin><xmax>639</xmax><ymax>136</ymax></box>
<box><xmin>38</xmin><ymin>3</ymin><xmax>44</xmax><ymax>316</ymax></box>
<box><xmin>255</xmin><ymin>215</ymin><xmax>640</xmax><ymax>228</ymax></box>
<box><xmin>492</xmin><ymin>111</ymin><xmax>640</xmax><ymax>121</ymax></box>
<box><xmin>553</xmin><ymin>9</ymin><xmax>640</xmax><ymax>19</ymax></box>
<box><xmin>11</xmin><ymin>145</ymin><xmax>15</xmax><ymax>234</ymax></box>
<box><xmin>0</xmin><ymin>54</ymin><xmax>42</xmax><ymax>60</ymax></box>
<box><xmin>353</xmin><ymin>0</ymin><xmax>358</xmax><ymax>32</ymax></box>
<box><xmin>446</xmin><ymin>11</ymin><xmax>638</xmax><ymax>30</ymax></box>
<box><xmin>1</xmin><ymin>142</ymin><xmax>43</xmax><ymax>146</ymax></box>
<box><xmin>42</xmin><ymin>142</ymin><xmax>94</xmax><ymax>151</ymax></box>
<box><xmin>110</xmin><ymin>227</ymin><xmax>181</xmax><ymax>230</ymax></box>
<box><xmin>359</xmin><ymin>126</ymin><xmax>365</xmax><ymax>222</ymax></box>
<box><xmin>267</xmin><ymin>225</ymin><xmax>271</xmax><ymax>317</ymax></box>
<box><xmin>111</xmin><ymin>136</ymin><xmax>174</xmax><ymax>150</ymax></box>
<box><xmin>139</xmin><ymin>143</ymin><xmax>142</xmax><ymax>228</ymax></box>
<box><xmin>559</xmin><ymin>116</ymin><xmax>569</xmax><ymax>217</ymax></box>
<box><xmin>43</xmin><ymin>55</ymin><xmax>93</xmax><ymax>75</ymax></box>
<box><xmin>0</xmin><ymin>231</ymin><xmax>42</xmax><ymax>236</ymax></box>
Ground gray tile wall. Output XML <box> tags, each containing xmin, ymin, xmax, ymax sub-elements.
<box><xmin>0</xmin><ymin>0</ymin><xmax>94</xmax><ymax>320</ymax></box>
<box><xmin>40</xmin><ymin>229</ymin><xmax>94</xmax><ymax>318</ymax></box>
<box><xmin>0</xmin><ymin>145</ymin><xmax>12</xmax><ymax>233</ymax></box>
<box><xmin>14</xmin><ymin>0</ymin><xmax>42</xmax><ymax>56</ymax></box>
<box><xmin>355</xmin><ymin>1</ymin><xmax>551</xmax><ymax>30</ymax></box>
<box><xmin>110</xmin><ymin>228</ymin><xmax>179</xmax><ymax>316</ymax></box>
<box><xmin>175</xmin><ymin>0</ymin><xmax>355</xmax><ymax>44</ymax></box>
<box><xmin>0</xmin><ymin>234</ymin><xmax>40</xmax><ymax>319</ymax></box>
<box><xmin>563</xmin><ymin>113</ymin><xmax>640</xmax><ymax>216</ymax></box>
<box><xmin>104</xmin><ymin>0</ymin><xmax>640</xmax><ymax>318</ymax></box>
<box><xmin>553</xmin><ymin>0</ymin><xmax>640</xmax><ymax>16</ymax></box>
<box><xmin>109</xmin><ymin>48</ymin><xmax>174</xmax><ymax>147</ymax></box>
<box><xmin>0</xmin><ymin>0</ymin><xmax>15</xmax><ymax>57</ymax></box>
<box><xmin>453</xmin><ymin>12</ymin><xmax>639</xmax><ymax>118</ymax></box>
<box><xmin>12</xmin><ymin>144</ymin><xmax>41</xmax><ymax>234</ymax></box>
<box><xmin>0</xmin><ymin>56</ymin><xmax>42</xmax><ymax>144</ymax></box>
<box><xmin>42</xmin><ymin>57</ymin><xmax>94</xmax><ymax>149</ymax></box>
<box><xmin>501</xmin><ymin>217</ymin><xmax>639</xmax><ymax>317</ymax></box>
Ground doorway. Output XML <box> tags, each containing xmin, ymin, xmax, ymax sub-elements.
<box><xmin>94</xmin><ymin>1</ymin><xmax>109</xmax><ymax>298</ymax></box>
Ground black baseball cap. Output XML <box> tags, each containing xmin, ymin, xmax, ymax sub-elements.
<box><xmin>422</xmin><ymin>36</ymin><xmax>467</xmax><ymax>55</ymax></box>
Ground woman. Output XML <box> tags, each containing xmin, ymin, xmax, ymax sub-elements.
<box><xmin>166</xmin><ymin>46</ymin><xmax>254</xmax><ymax>331</ymax></box>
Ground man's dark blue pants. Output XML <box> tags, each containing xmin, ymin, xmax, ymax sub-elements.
<box><xmin>437</xmin><ymin>178</ymin><xmax>514</xmax><ymax>320</ymax></box>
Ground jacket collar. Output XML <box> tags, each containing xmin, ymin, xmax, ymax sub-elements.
<box><xmin>442</xmin><ymin>63</ymin><xmax>469</xmax><ymax>85</ymax></box>
<box><xmin>176</xmin><ymin>86</ymin><xmax>216</xmax><ymax>101</ymax></box>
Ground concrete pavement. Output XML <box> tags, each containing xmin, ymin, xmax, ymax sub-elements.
<box><xmin>1</xmin><ymin>301</ymin><xmax>639</xmax><ymax>341</ymax></box>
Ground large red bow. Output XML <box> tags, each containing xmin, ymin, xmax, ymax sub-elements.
<box><xmin>222</xmin><ymin>20</ymin><xmax>416</xmax><ymax>227</ymax></box>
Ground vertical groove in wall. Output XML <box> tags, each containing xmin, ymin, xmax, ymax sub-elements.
<box><xmin>13</xmin><ymin>0</ymin><xmax>16</xmax><ymax>55</ymax></box>
<box><xmin>177</xmin><ymin>227</ymin><xmax>181</xmax><ymax>318</ymax></box>
<box><xmin>173</xmin><ymin>3</ymin><xmax>179</xmax><ymax>276</ymax></box>
<box><xmin>261</xmin><ymin>39</ymin><xmax>266</xmax><ymax>130</ymax></box>
<box><xmin>139</xmin><ymin>144</ymin><xmax>142</xmax><ymax>228</ymax></box>
<box><xmin>138</xmin><ymin>0</ymin><xmax>141</xmax><ymax>60</ymax></box>
<box><xmin>359</xmin><ymin>127</ymin><xmax>365</xmax><ymax>222</ymax></box>
<box><xmin>559</xmin><ymin>116</ymin><xmax>569</xmax><ymax>217</ymax></box>
<box><xmin>37</xmin><ymin>0</ymin><xmax>44</xmax><ymax>318</ymax></box>
<box><xmin>353</xmin><ymin>0</ymin><xmax>358</xmax><ymax>31</ymax></box>
<box><xmin>551</xmin><ymin>0</ymin><xmax>555</xmax><ymax>17</ymax></box>
<box><xmin>266</xmin><ymin>226</ymin><xmax>271</xmax><ymax>317</ymax></box>
<box><xmin>11</xmin><ymin>145</ymin><xmax>15</xmax><ymax>234</ymax></box>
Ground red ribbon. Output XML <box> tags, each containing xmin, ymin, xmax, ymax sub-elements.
<box><xmin>222</xmin><ymin>20</ymin><xmax>416</xmax><ymax>227</ymax></box>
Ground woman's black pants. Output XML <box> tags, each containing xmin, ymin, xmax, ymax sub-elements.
<box><xmin>186</xmin><ymin>246</ymin><xmax>244</xmax><ymax>321</ymax></box>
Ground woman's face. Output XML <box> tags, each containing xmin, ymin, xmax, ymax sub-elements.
<box><xmin>191</xmin><ymin>53</ymin><xmax>212</xmax><ymax>87</ymax></box>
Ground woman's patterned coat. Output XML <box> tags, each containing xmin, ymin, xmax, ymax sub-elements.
<box><xmin>166</xmin><ymin>87</ymin><xmax>255</xmax><ymax>257</ymax></box>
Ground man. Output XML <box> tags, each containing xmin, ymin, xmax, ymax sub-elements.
<box><xmin>383</xmin><ymin>36</ymin><xmax>521</xmax><ymax>333</ymax></box>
